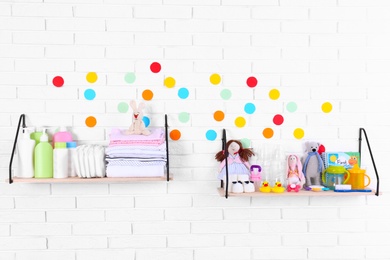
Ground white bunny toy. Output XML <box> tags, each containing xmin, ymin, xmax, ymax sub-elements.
<box><xmin>124</xmin><ymin>100</ymin><xmax>151</xmax><ymax>135</ymax></box>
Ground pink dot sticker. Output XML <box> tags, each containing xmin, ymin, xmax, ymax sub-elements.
<box><xmin>52</xmin><ymin>76</ymin><xmax>64</xmax><ymax>87</ymax></box>
<box><xmin>150</xmin><ymin>62</ymin><xmax>161</xmax><ymax>73</ymax></box>
<box><xmin>273</xmin><ymin>114</ymin><xmax>284</xmax><ymax>125</ymax></box>
<box><xmin>246</xmin><ymin>76</ymin><xmax>257</xmax><ymax>88</ymax></box>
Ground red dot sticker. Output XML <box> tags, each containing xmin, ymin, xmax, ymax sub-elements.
<box><xmin>52</xmin><ymin>76</ymin><xmax>64</xmax><ymax>87</ymax></box>
<box><xmin>273</xmin><ymin>114</ymin><xmax>284</xmax><ymax>125</ymax></box>
<box><xmin>150</xmin><ymin>62</ymin><xmax>161</xmax><ymax>73</ymax></box>
<box><xmin>246</xmin><ymin>76</ymin><xmax>257</xmax><ymax>88</ymax></box>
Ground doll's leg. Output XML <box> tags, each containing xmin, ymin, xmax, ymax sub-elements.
<box><xmin>238</xmin><ymin>174</ymin><xmax>255</xmax><ymax>193</ymax></box>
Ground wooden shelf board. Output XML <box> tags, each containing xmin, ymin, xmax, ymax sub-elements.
<box><xmin>217</xmin><ymin>188</ymin><xmax>379</xmax><ymax>197</ymax></box>
<box><xmin>9</xmin><ymin>176</ymin><xmax>171</xmax><ymax>184</ymax></box>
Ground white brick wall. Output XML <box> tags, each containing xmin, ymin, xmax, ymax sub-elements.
<box><xmin>1</xmin><ymin>0</ymin><xmax>390</xmax><ymax>259</ymax></box>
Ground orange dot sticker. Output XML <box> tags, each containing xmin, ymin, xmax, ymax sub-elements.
<box><xmin>213</xmin><ymin>110</ymin><xmax>225</xmax><ymax>122</ymax></box>
<box><xmin>86</xmin><ymin>72</ymin><xmax>98</xmax><ymax>83</ymax></box>
<box><xmin>293</xmin><ymin>128</ymin><xmax>305</xmax><ymax>139</ymax></box>
<box><xmin>169</xmin><ymin>129</ymin><xmax>181</xmax><ymax>141</ymax></box>
<box><xmin>142</xmin><ymin>89</ymin><xmax>154</xmax><ymax>101</ymax></box>
<box><xmin>164</xmin><ymin>77</ymin><xmax>176</xmax><ymax>88</ymax></box>
<box><xmin>85</xmin><ymin>116</ymin><xmax>97</xmax><ymax>128</ymax></box>
<box><xmin>263</xmin><ymin>128</ymin><xmax>274</xmax><ymax>139</ymax></box>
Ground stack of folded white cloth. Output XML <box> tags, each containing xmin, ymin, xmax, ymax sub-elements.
<box><xmin>73</xmin><ymin>145</ymin><xmax>106</xmax><ymax>178</ymax></box>
<box><xmin>105</xmin><ymin>128</ymin><xmax>167</xmax><ymax>178</ymax></box>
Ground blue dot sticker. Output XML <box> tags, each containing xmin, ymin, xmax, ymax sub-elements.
<box><xmin>244</xmin><ymin>103</ymin><xmax>256</xmax><ymax>114</ymax></box>
<box><xmin>84</xmin><ymin>89</ymin><xmax>96</xmax><ymax>100</ymax></box>
<box><xmin>178</xmin><ymin>87</ymin><xmax>189</xmax><ymax>99</ymax></box>
<box><xmin>142</xmin><ymin>116</ymin><xmax>150</xmax><ymax>127</ymax></box>
<box><xmin>206</xmin><ymin>129</ymin><xmax>217</xmax><ymax>141</ymax></box>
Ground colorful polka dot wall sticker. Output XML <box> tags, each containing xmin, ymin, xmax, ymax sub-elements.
<box><xmin>178</xmin><ymin>112</ymin><xmax>190</xmax><ymax>123</ymax></box>
<box><xmin>86</xmin><ymin>72</ymin><xmax>98</xmax><ymax>83</ymax></box>
<box><xmin>235</xmin><ymin>116</ymin><xmax>246</xmax><ymax>128</ymax></box>
<box><xmin>213</xmin><ymin>110</ymin><xmax>225</xmax><ymax>122</ymax></box>
<box><xmin>293</xmin><ymin>128</ymin><xmax>305</xmax><ymax>139</ymax></box>
<box><xmin>206</xmin><ymin>129</ymin><xmax>217</xmax><ymax>141</ymax></box>
<box><xmin>244</xmin><ymin>102</ymin><xmax>256</xmax><ymax>114</ymax></box>
<box><xmin>273</xmin><ymin>114</ymin><xmax>284</xmax><ymax>125</ymax></box>
<box><xmin>84</xmin><ymin>89</ymin><xmax>96</xmax><ymax>100</ymax></box>
<box><xmin>124</xmin><ymin>72</ymin><xmax>136</xmax><ymax>84</ymax></box>
<box><xmin>150</xmin><ymin>62</ymin><xmax>161</xmax><ymax>73</ymax></box>
<box><xmin>142</xmin><ymin>89</ymin><xmax>154</xmax><ymax>101</ymax></box>
<box><xmin>241</xmin><ymin>138</ymin><xmax>251</xmax><ymax>148</ymax></box>
<box><xmin>85</xmin><ymin>116</ymin><xmax>97</xmax><ymax>128</ymax></box>
<box><xmin>246</xmin><ymin>76</ymin><xmax>257</xmax><ymax>88</ymax></box>
<box><xmin>286</xmin><ymin>101</ymin><xmax>298</xmax><ymax>113</ymax></box>
<box><xmin>210</xmin><ymin>73</ymin><xmax>221</xmax><ymax>85</ymax></box>
<box><xmin>269</xmin><ymin>88</ymin><xmax>280</xmax><ymax>100</ymax></box>
<box><xmin>52</xmin><ymin>76</ymin><xmax>64</xmax><ymax>87</ymax></box>
<box><xmin>164</xmin><ymin>77</ymin><xmax>176</xmax><ymax>88</ymax></box>
<box><xmin>322</xmin><ymin>102</ymin><xmax>333</xmax><ymax>113</ymax></box>
<box><xmin>220</xmin><ymin>89</ymin><xmax>232</xmax><ymax>100</ymax></box>
<box><xmin>117</xmin><ymin>102</ymin><xmax>129</xmax><ymax>113</ymax></box>
<box><xmin>143</xmin><ymin>116</ymin><xmax>150</xmax><ymax>127</ymax></box>
<box><xmin>263</xmin><ymin>128</ymin><xmax>274</xmax><ymax>139</ymax></box>
<box><xmin>170</xmin><ymin>129</ymin><xmax>181</xmax><ymax>141</ymax></box>
<box><xmin>178</xmin><ymin>87</ymin><xmax>189</xmax><ymax>99</ymax></box>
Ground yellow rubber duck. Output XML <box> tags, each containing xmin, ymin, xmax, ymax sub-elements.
<box><xmin>259</xmin><ymin>181</ymin><xmax>271</xmax><ymax>193</ymax></box>
<box><xmin>272</xmin><ymin>181</ymin><xmax>285</xmax><ymax>193</ymax></box>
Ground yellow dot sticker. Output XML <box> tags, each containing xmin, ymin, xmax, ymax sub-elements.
<box><xmin>210</xmin><ymin>73</ymin><xmax>221</xmax><ymax>85</ymax></box>
<box><xmin>263</xmin><ymin>128</ymin><xmax>274</xmax><ymax>139</ymax></box>
<box><xmin>164</xmin><ymin>77</ymin><xmax>176</xmax><ymax>88</ymax></box>
<box><xmin>235</xmin><ymin>116</ymin><xmax>246</xmax><ymax>128</ymax></box>
<box><xmin>86</xmin><ymin>72</ymin><xmax>98</xmax><ymax>83</ymax></box>
<box><xmin>293</xmin><ymin>128</ymin><xmax>305</xmax><ymax>139</ymax></box>
<box><xmin>269</xmin><ymin>89</ymin><xmax>280</xmax><ymax>100</ymax></box>
<box><xmin>322</xmin><ymin>102</ymin><xmax>333</xmax><ymax>113</ymax></box>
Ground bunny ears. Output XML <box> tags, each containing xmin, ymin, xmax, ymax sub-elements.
<box><xmin>130</xmin><ymin>100</ymin><xmax>145</xmax><ymax>111</ymax></box>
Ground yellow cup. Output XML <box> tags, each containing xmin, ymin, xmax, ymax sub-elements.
<box><xmin>347</xmin><ymin>165</ymin><xmax>371</xmax><ymax>189</ymax></box>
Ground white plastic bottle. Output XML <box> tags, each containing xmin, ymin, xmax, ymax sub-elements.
<box><xmin>53</xmin><ymin>142</ymin><xmax>68</xmax><ymax>178</ymax></box>
<box><xmin>16</xmin><ymin>127</ymin><xmax>35</xmax><ymax>178</ymax></box>
<box><xmin>66</xmin><ymin>141</ymin><xmax>77</xmax><ymax>177</ymax></box>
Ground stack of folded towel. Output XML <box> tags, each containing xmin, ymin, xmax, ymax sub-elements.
<box><xmin>105</xmin><ymin>128</ymin><xmax>167</xmax><ymax>177</ymax></box>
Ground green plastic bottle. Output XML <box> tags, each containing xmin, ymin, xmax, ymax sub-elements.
<box><xmin>34</xmin><ymin>128</ymin><xmax>53</xmax><ymax>178</ymax></box>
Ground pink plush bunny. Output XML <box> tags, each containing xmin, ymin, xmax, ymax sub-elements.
<box><xmin>286</xmin><ymin>154</ymin><xmax>305</xmax><ymax>192</ymax></box>
<box><xmin>124</xmin><ymin>100</ymin><xmax>151</xmax><ymax>135</ymax></box>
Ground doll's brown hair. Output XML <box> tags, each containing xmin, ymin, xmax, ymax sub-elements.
<box><xmin>215</xmin><ymin>140</ymin><xmax>254</xmax><ymax>162</ymax></box>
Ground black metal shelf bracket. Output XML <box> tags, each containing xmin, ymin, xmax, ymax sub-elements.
<box><xmin>221</xmin><ymin>129</ymin><xmax>229</xmax><ymax>198</ymax></box>
<box><xmin>359</xmin><ymin>128</ymin><xmax>380</xmax><ymax>196</ymax></box>
<box><xmin>9</xmin><ymin>114</ymin><xmax>26</xmax><ymax>184</ymax></box>
<box><xmin>165</xmin><ymin>114</ymin><xmax>170</xmax><ymax>182</ymax></box>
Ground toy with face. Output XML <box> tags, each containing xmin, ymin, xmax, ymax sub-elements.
<box><xmin>302</xmin><ymin>141</ymin><xmax>324</xmax><ymax>188</ymax></box>
<box><xmin>286</xmin><ymin>154</ymin><xmax>305</xmax><ymax>192</ymax></box>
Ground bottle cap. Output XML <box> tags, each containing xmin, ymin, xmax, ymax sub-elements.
<box><xmin>40</xmin><ymin>128</ymin><xmax>49</xmax><ymax>142</ymax></box>
<box><xmin>54</xmin><ymin>142</ymin><xmax>67</xmax><ymax>149</ymax></box>
<box><xmin>66</xmin><ymin>141</ymin><xmax>77</xmax><ymax>148</ymax></box>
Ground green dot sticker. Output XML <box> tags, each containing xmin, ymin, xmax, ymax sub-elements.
<box><xmin>178</xmin><ymin>112</ymin><xmax>190</xmax><ymax>123</ymax></box>
<box><xmin>241</xmin><ymin>138</ymin><xmax>251</xmax><ymax>148</ymax></box>
<box><xmin>220</xmin><ymin>89</ymin><xmax>232</xmax><ymax>100</ymax></box>
<box><xmin>286</xmin><ymin>102</ymin><xmax>297</xmax><ymax>113</ymax></box>
<box><xmin>117</xmin><ymin>102</ymin><xmax>129</xmax><ymax>113</ymax></box>
<box><xmin>124</xmin><ymin>72</ymin><xmax>136</xmax><ymax>84</ymax></box>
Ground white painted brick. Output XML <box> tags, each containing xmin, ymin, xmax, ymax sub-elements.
<box><xmin>282</xmin><ymin>47</ymin><xmax>338</xmax><ymax>60</ymax></box>
<box><xmin>191</xmin><ymin>221</ymin><xmax>249</xmax><ymax>234</ymax></box>
<box><xmin>224</xmin><ymin>208</ymin><xmax>280</xmax><ymax>220</ymax></box>
<box><xmin>106</xmin><ymin>46</ymin><xmax>163</xmax><ymax>59</ymax></box>
<box><xmin>253</xmin><ymin>247</ymin><xmax>307</xmax><ymax>260</ymax></box>
<box><xmin>194</xmin><ymin>33</ymin><xmax>250</xmax><ymax>47</ymax></box>
<box><xmin>46</xmin><ymin>46</ymin><xmax>105</xmax><ymax>59</ymax></box>
<box><xmin>76</xmin><ymin>250</ymin><xmax>135</xmax><ymax>260</ymax></box>
<box><xmin>0</xmin><ymin>252</ymin><xmax>13</xmax><ymax>260</ymax></box>
<box><xmin>0</xmin><ymin>17</ymin><xmax>45</xmax><ymax>30</ymax></box>
<box><xmin>310</xmin><ymin>7</ymin><xmax>366</xmax><ymax>20</ymax></box>
<box><xmin>168</xmin><ymin>234</ymin><xmax>224</xmax><ymax>248</ymax></box>
<box><xmin>12</xmin><ymin>3</ymin><xmax>73</xmax><ymax>17</ymax></box>
<box><xmin>51</xmin><ymin>184</ymin><xmax>109</xmax><ymax>195</ymax></box>
<box><xmin>226</xmin><ymin>234</ymin><xmax>281</xmax><ymax>247</ymax></box>
<box><xmin>252</xmin><ymin>220</ymin><xmax>307</xmax><ymax>233</ymax></box>
<box><xmin>0</xmin><ymin>114</ymin><xmax>11</xmax><ymax>127</ymax></box>
<box><xmin>282</xmin><ymin>207</ymin><xmax>338</xmax><ymax>220</ymax></box>
<box><xmin>309</xmin><ymin>246</ymin><xmax>365</xmax><ymax>259</ymax></box>
<box><xmin>282</xmin><ymin>21</ymin><xmax>337</xmax><ymax>33</ymax></box>
<box><xmin>168</xmin><ymin>180</ymin><xmax>218</xmax><ymax>194</ymax></box>
<box><xmin>253</xmin><ymin>7</ymin><xmax>308</xmax><ymax>19</ymax></box>
<box><xmin>165</xmin><ymin>208</ymin><xmax>223</xmax><ymax>221</ymax></box>
<box><xmin>368</xmin><ymin>8</ymin><xmax>390</xmax><ymax>20</ymax></box>
<box><xmin>166</xmin><ymin>20</ymin><xmax>222</xmax><ymax>33</ymax></box>
<box><xmin>252</xmin><ymin>33</ymin><xmax>309</xmax><ymax>47</ymax></box>
<box><xmin>195</xmin><ymin>60</ymin><xmax>252</xmax><ymax>73</ymax></box>
<box><xmin>194</xmin><ymin>248</ymin><xmax>251</xmax><ymax>260</ymax></box>
<box><xmin>253</xmin><ymin>60</ymin><xmax>309</xmax><ymax>73</ymax></box>
<box><xmin>136</xmin><ymin>249</ymin><xmax>193</xmax><ymax>260</ymax></box>
<box><xmin>0</xmin><ymin>237</ymin><xmax>47</xmax><ymax>250</ymax></box>
<box><xmin>280</xmin><ymin>0</ymin><xmax>337</xmax><ymax>6</ymax></box>
<box><xmin>0</xmin><ymin>31</ymin><xmax>12</xmax><ymax>44</ymax></box>
<box><xmin>105</xmin><ymin>209</ymin><xmax>164</xmax><ymax>222</ymax></box>
<box><xmin>0</xmin><ymin>224</ymin><xmax>9</xmax><ymax>236</ymax></box>
<box><xmin>135</xmin><ymin>32</ymin><xmax>192</xmax><ymax>46</ymax></box>
<box><xmin>0</xmin><ymin>59</ymin><xmax>14</xmax><ymax>72</ymax></box>
<box><xmin>76</xmin><ymin>32</ymin><xmax>133</xmax><ymax>45</ymax></box>
<box><xmin>47</xmin><ymin>210</ymin><xmax>105</xmax><ymax>223</ymax></box>
<box><xmin>133</xmin><ymin>222</ymin><xmax>190</xmax><ymax>235</ymax></box>
<box><xmin>0</xmin><ymin>183</ymin><xmax>50</xmax><ymax>196</ymax></box>
<box><xmin>367</xmin><ymin>33</ymin><xmax>390</xmax><ymax>47</ymax></box>
<box><xmin>109</xmin><ymin>182</ymin><xmax>167</xmax><ymax>195</ymax></box>
<box><xmin>225</xmin><ymin>20</ymin><xmax>280</xmax><ymax>33</ymax></box>
<box><xmin>166</xmin><ymin>47</ymin><xmax>222</xmax><ymax>60</ymax></box>
<box><xmin>74</xmin><ymin>4</ymin><xmax>133</xmax><ymax>17</ymax></box>
<box><xmin>310</xmin><ymin>61</ymin><xmax>366</xmax><ymax>73</ymax></box>
<box><xmin>284</xmin><ymin>233</ymin><xmax>337</xmax><ymax>246</ymax></box>
<box><xmin>282</xmin><ymin>73</ymin><xmax>338</xmax><ymax>87</ymax></box>
<box><xmin>309</xmin><ymin>219</ymin><xmax>366</xmax><ymax>233</ymax></box>
<box><xmin>76</xmin><ymin>60</ymin><xmax>135</xmax><ymax>73</ymax></box>
<box><xmin>13</xmin><ymin>31</ymin><xmax>74</xmax><ymax>45</ymax></box>
<box><xmin>0</xmin><ymin>4</ymin><xmax>11</xmax><ymax>15</ymax></box>
<box><xmin>46</xmin><ymin>18</ymin><xmax>105</xmax><ymax>31</ymax></box>
<box><xmin>109</xmin><ymin>235</ymin><xmax>166</xmax><ymax>248</ymax></box>
<box><xmin>224</xmin><ymin>47</ymin><xmax>281</xmax><ymax>60</ymax></box>
<box><xmin>310</xmin><ymin>34</ymin><xmax>366</xmax><ymax>47</ymax></box>
<box><xmin>16</xmin><ymin>251</ymin><xmax>75</xmax><ymax>260</ymax></box>
<box><xmin>77</xmin><ymin>196</ymin><xmax>134</xmax><ymax>209</ymax></box>
<box><xmin>0</xmin><ymin>72</ymin><xmax>46</xmax><ymax>85</ymax></box>
<box><xmin>14</xmin><ymin>197</ymin><xmax>75</xmax><ymax>209</ymax></box>
<box><xmin>135</xmin><ymin>5</ymin><xmax>191</xmax><ymax>19</ymax></box>
<box><xmin>11</xmin><ymin>223</ymin><xmax>71</xmax><ymax>236</ymax></box>
<box><xmin>73</xmin><ymin>222</ymin><xmax>131</xmax><ymax>235</ymax></box>
<box><xmin>45</xmin><ymin>100</ymin><xmax>106</xmax><ymax>113</ymax></box>
<box><xmin>194</xmin><ymin>6</ymin><xmax>250</xmax><ymax>19</ymax></box>
<box><xmin>48</xmin><ymin>236</ymin><xmax>107</xmax><ymax>249</ymax></box>
<box><xmin>15</xmin><ymin>59</ymin><xmax>74</xmax><ymax>72</ymax></box>
<box><xmin>0</xmin><ymin>45</ymin><xmax>44</xmax><ymax>58</ymax></box>
<box><xmin>134</xmin><ymin>194</ymin><xmax>191</xmax><ymax>208</ymax></box>
<box><xmin>106</xmin><ymin>19</ymin><xmax>164</xmax><ymax>32</ymax></box>
<box><xmin>339</xmin><ymin>232</ymin><xmax>390</xmax><ymax>246</ymax></box>
<box><xmin>18</xmin><ymin>87</ymin><xmax>77</xmax><ymax>100</ymax></box>
<box><xmin>366</xmin><ymin>246</ymin><xmax>390</xmax><ymax>259</ymax></box>
<box><xmin>166</xmin><ymin>0</ymin><xmax>219</xmax><ymax>5</ymax></box>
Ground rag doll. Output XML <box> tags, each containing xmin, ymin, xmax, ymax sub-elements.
<box><xmin>215</xmin><ymin>140</ymin><xmax>255</xmax><ymax>193</ymax></box>
<box><xmin>302</xmin><ymin>141</ymin><xmax>324</xmax><ymax>188</ymax></box>
<box><xmin>286</xmin><ymin>154</ymin><xmax>305</xmax><ymax>192</ymax></box>
<box><xmin>124</xmin><ymin>100</ymin><xmax>151</xmax><ymax>136</ymax></box>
